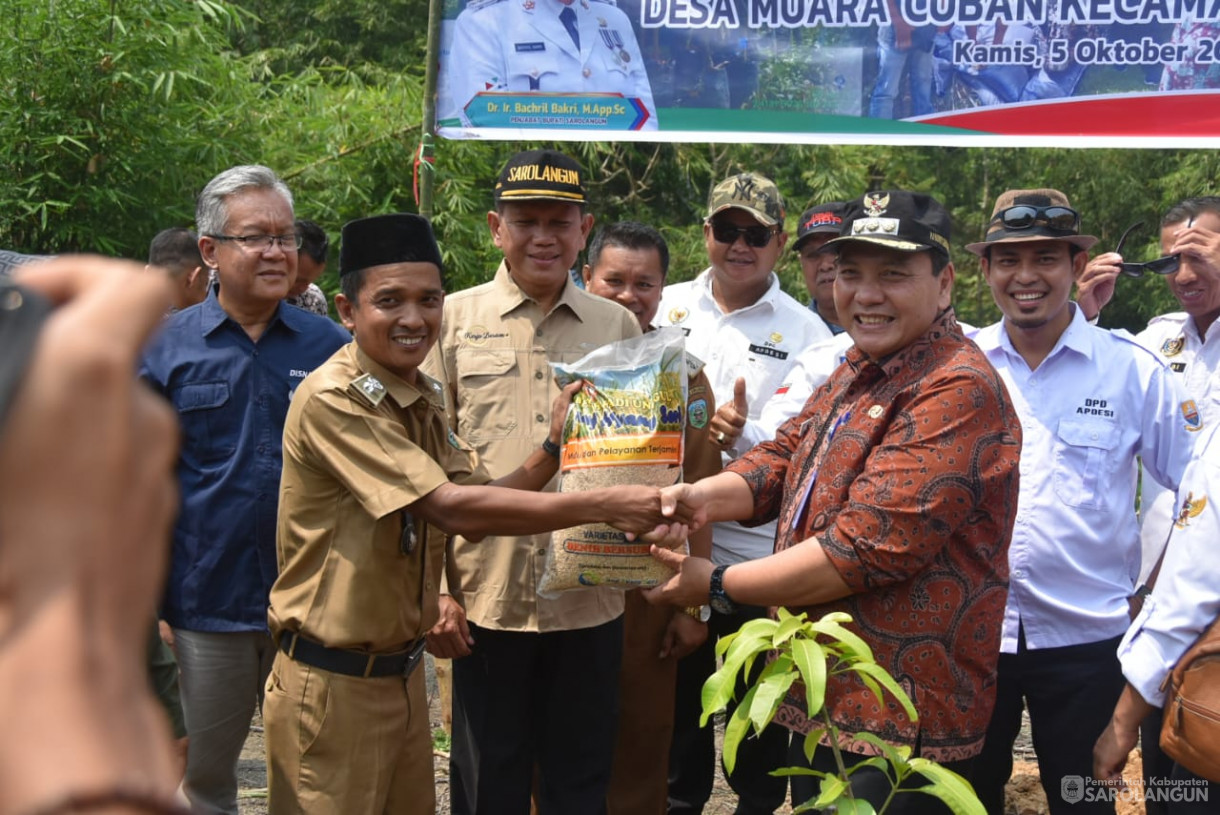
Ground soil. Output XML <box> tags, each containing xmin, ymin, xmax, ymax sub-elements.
<box><xmin>235</xmin><ymin>658</ymin><xmax>1148</xmax><ymax>815</ymax></box>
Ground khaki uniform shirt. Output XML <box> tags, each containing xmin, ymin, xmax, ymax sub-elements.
<box><xmin>269</xmin><ymin>343</ymin><xmax>486</xmax><ymax>653</ymax></box>
<box><xmin>423</xmin><ymin>261</ymin><xmax>641</xmax><ymax>632</ymax></box>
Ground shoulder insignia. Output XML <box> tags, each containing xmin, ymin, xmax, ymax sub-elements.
<box><xmin>1161</xmin><ymin>336</ymin><xmax>1185</xmax><ymax>357</ymax></box>
<box><xmin>688</xmin><ymin>398</ymin><xmax>709</xmax><ymax>429</ymax></box>
<box><xmin>1181</xmin><ymin>399</ymin><xmax>1203</xmax><ymax>432</ymax></box>
<box><xmin>1175</xmin><ymin>491</ymin><xmax>1208</xmax><ymax>529</ymax></box>
<box><xmin>684</xmin><ymin>351</ymin><xmax>705</xmax><ymax>378</ymax></box>
<box><xmin>349</xmin><ymin>373</ymin><xmax>387</xmax><ymax>408</ymax></box>
<box><xmin>589</xmin><ymin>0</ymin><xmax>620</xmax><ymax>6</ymax></box>
<box><xmin>464</xmin><ymin>0</ymin><xmax>506</xmax><ymax>11</ymax></box>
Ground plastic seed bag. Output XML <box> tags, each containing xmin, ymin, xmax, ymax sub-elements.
<box><xmin>538</xmin><ymin>326</ymin><xmax>688</xmax><ymax>596</ymax></box>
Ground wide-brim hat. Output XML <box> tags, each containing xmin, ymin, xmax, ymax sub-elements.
<box><xmin>707</xmin><ymin>172</ymin><xmax>785</xmax><ymax>227</ymax></box>
<box><xmin>494</xmin><ymin>149</ymin><xmax>586</xmax><ymax>205</ymax></box>
<box><xmin>824</xmin><ymin>190</ymin><xmax>952</xmax><ymax>258</ymax></box>
<box><xmin>792</xmin><ymin>202</ymin><xmax>846</xmax><ymax>252</ymax></box>
<box><xmin>339</xmin><ymin>213</ymin><xmax>443</xmax><ymax>277</ymax></box>
<box><xmin>965</xmin><ymin>188</ymin><xmax>1098</xmax><ymax>256</ymax></box>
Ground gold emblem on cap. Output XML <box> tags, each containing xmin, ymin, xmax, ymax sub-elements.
<box><xmin>668</xmin><ymin>307</ymin><xmax>689</xmax><ymax>324</ymax></box>
<box><xmin>863</xmin><ymin>192</ymin><xmax>889</xmax><ymax>217</ymax></box>
<box><xmin>769</xmin><ymin>332</ymin><xmax>782</xmax><ymax>344</ymax></box>
<box><xmin>1162</xmin><ymin>337</ymin><xmax>1185</xmax><ymax>357</ymax></box>
<box><xmin>868</xmin><ymin>404</ymin><xmax>884</xmax><ymax>419</ymax></box>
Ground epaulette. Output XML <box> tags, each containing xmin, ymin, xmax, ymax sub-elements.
<box><xmin>416</xmin><ymin>371</ymin><xmax>446</xmax><ymax>407</ymax></box>
<box><xmin>684</xmin><ymin>350</ymin><xmax>706</xmax><ymax>380</ymax></box>
<box><xmin>1146</xmin><ymin>311</ymin><xmax>1188</xmax><ymax>329</ymax></box>
<box><xmin>1109</xmin><ymin>327</ymin><xmax>1173</xmax><ymax>368</ymax></box>
<box><xmin>589</xmin><ymin>0</ymin><xmax>620</xmax><ymax>6</ymax></box>
<box><xmin>349</xmin><ymin>373</ymin><xmax>387</xmax><ymax>408</ymax></box>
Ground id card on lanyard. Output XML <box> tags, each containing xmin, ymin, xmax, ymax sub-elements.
<box><xmin>790</xmin><ymin>409</ymin><xmax>851</xmax><ymax>532</ymax></box>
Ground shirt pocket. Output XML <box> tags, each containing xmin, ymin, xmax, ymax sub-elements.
<box><xmin>1053</xmin><ymin>419</ymin><xmax>1120</xmax><ymax>510</ymax></box>
<box><xmin>171</xmin><ymin>381</ymin><xmax>237</xmax><ymax>464</ymax></box>
<box><xmin>455</xmin><ymin>349</ymin><xmax>520</xmax><ymax>442</ymax></box>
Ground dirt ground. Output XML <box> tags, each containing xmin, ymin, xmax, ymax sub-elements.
<box><xmin>235</xmin><ymin>657</ymin><xmax>1147</xmax><ymax>815</ymax></box>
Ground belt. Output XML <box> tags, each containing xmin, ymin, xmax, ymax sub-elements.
<box><xmin>278</xmin><ymin>631</ymin><xmax>427</xmax><ymax>679</ymax></box>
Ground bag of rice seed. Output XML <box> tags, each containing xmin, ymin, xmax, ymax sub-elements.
<box><xmin>538</xmin><ymin>326</ymin><xmax>688</xmax><ymax>596</ymax></box>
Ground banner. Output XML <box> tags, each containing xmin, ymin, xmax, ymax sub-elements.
<box><xmin>434</xmin><ymin>0</ymin><xmax>1220</xmax><ymax>144</ymax></box>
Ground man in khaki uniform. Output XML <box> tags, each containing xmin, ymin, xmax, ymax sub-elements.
<box><xmin>423</xmin><ymin>150</ymin><xmax>642</xmax><ymax>814</ymax></box>
<box><xmin>265</xmin><ymin>213</ymin><xmax>670</xmax><ymax>815</ymax></box>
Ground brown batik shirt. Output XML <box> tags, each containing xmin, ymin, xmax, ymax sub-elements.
<box><xmin>725</xmin><ymin>308</ymin><xmax>1022</xmax><ymax>762</ymax></box>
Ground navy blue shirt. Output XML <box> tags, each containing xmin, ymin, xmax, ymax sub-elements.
<box><xmin>140</xmin><ymin>289</ymin><xmax>350</xmax><ymax>632</ymax></box>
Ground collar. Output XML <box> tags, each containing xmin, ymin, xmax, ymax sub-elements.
<box><xmin>351</xmin><ymin>344</ymin><xmax>446</xmax><ymax>410</ymax></box>
<box><xmin>198</xmin><ymin>284</ymin><xmax>299</xmax><ymax>338</ymax></box>
<box><xmin>843</xmin><ymin>307</ymin><xmax>961</xmax><ymax>379</ymax></box>
<box><xmin>977</xmin><ymin>302</ymin><xmax>1093</xmax><ymax>363</ymax></box>
<box><xmin>493</xmin><ymin>260</ymin><xmax>593</xmax><ymax>323</ymax></box>
<box><xmin>693</xmin><ymin>267</ymin><xmax>781</xmax><ymax>316</ymax></box>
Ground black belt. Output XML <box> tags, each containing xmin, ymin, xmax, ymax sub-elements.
<box><xmin>279</xmin><ymin>631</ymin><xmax>426</xmax><ymax>679</ymax></box>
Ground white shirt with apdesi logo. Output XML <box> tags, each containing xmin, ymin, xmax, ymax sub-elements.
<box><xmin>969</xmin><ymin>307</ymin><xmax>1196</xmax><ymax>652</ymax></box>
<box><xmin>1133</xmin><ymin>311</ymin><xmax>1220</xmax><ymax>581</ymax></box>
<box><xmin>657</xmin><ymin>268</ymin><xmax>831</xmax><ymax>564</ymax></box>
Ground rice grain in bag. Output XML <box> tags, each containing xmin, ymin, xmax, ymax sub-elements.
<box><xmin>538</xmin><ymin>326</ymin><xmax>688</xmax><ymax>595</ymax></box>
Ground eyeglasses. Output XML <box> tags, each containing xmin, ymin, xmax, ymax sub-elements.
<box><xmin>991</xmin><ymin>205</ymin><xmax>1080</xmax><ymax>233</ymax></box>
<box><xmin>710</xmin><ymin>221</ymin><xmax>777</xmax><ymax>248</ymax></box>
<box><xmin>207</xmin><ymin>233</ymin><xmax>303</xmax><ymax>252</ymax></box>
<box><xmin>1113</xmin><ymin>221</ymin><xmax>1180</xmax><ymax>278</ymax></box>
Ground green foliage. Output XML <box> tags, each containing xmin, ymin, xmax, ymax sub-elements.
<box><xmin>0</xmin><ymin>0</ymin><xmax>262</xmax><ymax>256</ymax></box>
<box><xmin>1</xmin><ymin>0</ymin><xmax>1214</xmax><ymax>334</ymax></box>
<box><xmin>704</xmin><ymin>609</ymin><xmax>985</xmax><ymax>815</ymax></box>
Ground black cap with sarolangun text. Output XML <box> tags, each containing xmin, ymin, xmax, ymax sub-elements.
<box><xmin>494</xmin><ymin>149</ymin><xmax>587</xmax><ymax>205</ymax></box>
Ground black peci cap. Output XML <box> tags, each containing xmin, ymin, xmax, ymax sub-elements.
<box><xmin>338</xmin><ymin>213</ymin><xmax>443</xmax><ymax>277</ymax></box>
<box><xmin>825</xmin><ymin>190</ymin><xmax>952</xmax><ymax>258</ymax></box>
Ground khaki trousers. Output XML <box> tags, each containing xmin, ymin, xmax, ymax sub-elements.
<box><xmin>264</xmin><ymin>650</ymin><xmax>434</xmax><ymax>815</ymax></box>
<box><xmin>606</xmin><ymin>591</ymin><xmax>679</xmax><ymax>815</ymax></box>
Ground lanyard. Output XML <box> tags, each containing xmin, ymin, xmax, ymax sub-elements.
<box><xmin>789</xmin><ymin>400</ymin><xmax>853</xmax><ymax>532</ymax></box>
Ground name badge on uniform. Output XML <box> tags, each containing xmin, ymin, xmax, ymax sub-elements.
<box><xmin>516</xmin><ymin>42</ymin><xmax>546</xmax><ymax>52</ymax></box>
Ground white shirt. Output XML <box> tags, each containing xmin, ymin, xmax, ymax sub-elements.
<box><xmin>440</xmin><ymin>0</ymin><xmax>656</xmax><ymax>129</ymax></box>
<box><xmin>970</xmin><ymin>307</ymin><xmax>1195</xmax><ymax>651</ymax></box>
<box><xmin>1134</xmin><ymin>312</ymin><xmax>1219</xmax><ymax>581</ymax></box>
<box><xmin>657</xmin><ymin>269</ymin><xmax>831</xmax><ymax>564</ymax></box>
<box><xmin>758</xmin><ymin>332</ymin><xmax>855</xmax><ymax>439</ymax></box>
<box><xmin>1118</xmin><ymin>420</ymin><xmax>1220</xmax><ymax>706</ymax></box>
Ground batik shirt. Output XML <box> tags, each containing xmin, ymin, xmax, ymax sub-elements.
<box><xmin>725</xmin><ymin>309</ymin><xmax>1022</xmax><ymax>762</ymax></box>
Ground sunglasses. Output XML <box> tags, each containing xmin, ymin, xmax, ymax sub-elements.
<box><xmin>710</xmin><ymin>221</ymin><xmax>777</xmax><ymax>248</ymax></box>
<box><xmin>991</xmin><ymin>205</ymin><xmax>1080</xmax><ymax>233</ymax></box>
<box><xmin>1114</xmin><ymin>221</ymin><xmax>1180</xmax><ymax>278</ymax></box>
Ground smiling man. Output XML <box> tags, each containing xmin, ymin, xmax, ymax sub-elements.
<box><xmin>965</xmin><ymin>189</ymin><xmax>1197</xmax><ymax>815</ymax></box>
<box><xmin>654</xmin><ymin>171</ymin><xmax>830</xmax><ymax>814</ymax></box>
<box><xmin>139</xmin><ymin>165</ymin><xmax>352</xmax><ymax>815</ymax></box>
<box><xmin>264</xmin><ymin>214</ymin><xmax>673</xmax><ymax>815</ymax></box>
<box><xmin>643</xmin><ymin>190</ymin><xmax>1022</xmax><ymax>814</ymax></box>
<box><xmin>423</xmin><ymin>150</ymin><xmax>642</xmax><ymax>814</ymax></box>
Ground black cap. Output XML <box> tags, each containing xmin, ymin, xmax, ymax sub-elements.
<box><xmin>338</xmin><ymin>213</ymin><xmax>443</xmax><ymax>277</ymax></box>
<box><xmin>494</xmin><ymin>149</ymin><xmax>586</xmax><ymax>205</ymax></box>
<box><xmin>792</xmin><ymin>202</ymin><xmax>846</xmax><ymax>252</ymax></box>
<box><xmin>825</xmin><ymin>190</ymin><xmax>952</xmax><ymax>258</ymax></box>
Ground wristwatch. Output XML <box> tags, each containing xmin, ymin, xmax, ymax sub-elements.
<box><xmin>684</xmin><ymin>605</ymin><xmax>712</xmax><ymax>623</ymax></box>
<box><xmin>708</xmin><ymin>564</ymin><xmax>738</xmax><ymax>615</ymax></box>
